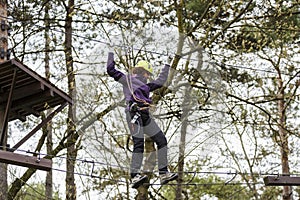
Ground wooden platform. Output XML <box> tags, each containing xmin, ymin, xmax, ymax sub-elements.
<box><xmin>0</xmin><ymin>58</ymin><xmax>72</xmax><ymax>171</ymax></box>
<box><xmin>0</xmin><ymin>58</ymin><xmax>72</xmax><ymax>122</ymax></box>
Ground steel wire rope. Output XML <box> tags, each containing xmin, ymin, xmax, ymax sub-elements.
<box><xmin>52</xmin><ymin>167</ymin><xmax>127</xmax><ymax>184</ymax></box>
<box><xmin>8</xmin><ymin>161</ymin><xmax>269</xmax><ymax>188</ymax></box>
<box><xmin>2</xmin><ymin>12</ymin><xmax>300</xmax><ymax>187</ymax></box>
<box><xmin>5</xmin><ymin>150</ymin><xmax>260</xmax><ymax>189</ymax></box>
<box><xmin>1</xmin><ymin>145</ymin><xmax>299</xmax><ymax>177</ymax></box>
<box><xmin>148</xmin><ymin>181</ymin><xmax>265</xmax><ymax>187</ymax></box>
<box><xmin>3</xmin><ymin>12</ymin><xmax>300</xmax><ymax>118</ymax></box>
<box><xmin>1</xmin><ymin>14</ymin><xmax>299</xmax><ymax>79</ymax></box>
<box><xmin>1</xmin><ymin>6</ymin><xmax>299</xmax><ymax>198</ymax></box>
<box><xmin>0</xmin><ymin>67</ymin><xmax>296</xmax><ymax>188</ymax></box>
<box><xmin>50</xmin><ymin>164</ymin><xmax>267</xmax><ymax>187</ymax></box>
<box><xmin>2</xmin><ymin>145</ymin><xmax>300</xmax><ymax>190</ymax></box>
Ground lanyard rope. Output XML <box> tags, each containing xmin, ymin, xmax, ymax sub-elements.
<box><xmin>125</xmin><ymin>73</ymin><xmax>153</xmax><ymax>108</ymax></box>
<box><xmin>119</xmin><ymin>48</ymin><xmax>155</xmax><ymax>109</ymax></box>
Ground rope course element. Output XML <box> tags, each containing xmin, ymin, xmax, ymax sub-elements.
<box><xmin>0</xmin><ymin>14</ymin><xmax>299</xmax><ymax>79</ymax></box>
<box><xmin>1</xmin><ymin>7</ymin><xmax>299</xmax><ymax>192</ymax></box>
<box><xmin>2</xmin><ymin>145</ymin><xmax>299</xmax><ymax>186</ymax></box>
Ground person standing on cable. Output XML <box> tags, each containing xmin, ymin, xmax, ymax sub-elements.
<box><xmin>107</xmin><ymin>52</ymin><xmax>178</xmax><ymax>189</ymax></box>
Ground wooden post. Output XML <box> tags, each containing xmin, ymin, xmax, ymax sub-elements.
<box><xmin>0</xmin><ymin>1</ymin><xmax>8</xmax><ymax>199</ymax></box>
<box><xmin>0</xmin><ymin>0</ymin><xmax>8</xmax><ymax>62</ymax></box>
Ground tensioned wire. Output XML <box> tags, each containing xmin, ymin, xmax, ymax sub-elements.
<box><xmin>1</xmin><ymin>5</ymin><xmax>299</xmax><ymax>200</ymax></box>
<box><xmin>4</xmin><ymin>15</ymin><xmax>299</xmax><ymax>170</ymax></box>
<box><xmin>7</xmin><ymin>162</ymin><xmax>266</xmax><ymax>188</ymax></box>
<box><xmin>1</xmin><ymin>145</ymin><xmax>298</xmax><ymax>179</ymax></box>
<box><xmin>1</xmin><ymin>14</ymin><xmax>299</xmax><ymax>79</ymax></box>
<box><xmin>3</xmin><ymin>13</ymin><xmax>299</xmax><ymax>157</ymax></box>
<box><xmin>1</xmin><ymin>11</ymin><xmax>299</xmax><ymax>190</ymax></box>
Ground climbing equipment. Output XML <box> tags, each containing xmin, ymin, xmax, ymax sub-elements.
<box><xmin>135</xmin><ymin>60</ymin><xmax>153</xmax><ymax>75</ymax></box>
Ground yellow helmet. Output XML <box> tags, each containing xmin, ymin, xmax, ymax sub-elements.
<box><xmin>135</xmin><ymin>60</ymin><xmax>153</xmax><ymax>74</ymax></box>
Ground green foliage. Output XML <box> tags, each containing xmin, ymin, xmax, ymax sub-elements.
<box><xmin>186</xmin><ymin>0</ymin><xmax>210</xmax><ymax>14</ymax></box>
<box><xmin>226</xmin><ymin>0</ymin><xmax>300</xmax><ymax>52</ymax></box>
<box><xmin>294</xmin><ymin>186</ymin><xmax>300</xmax><ymax>198</ymax></box>
<box><xmin>219</xmin><ymin>66</ymin><xmax>253</xmax><ymax>84</ymax></box>
<box><xmin>162</xmin><ymin>174</ymin><xmax>251</xmax><ymax>199</ymax></box>
<box><xmin>161</xmin><ymin>161</ymin><xmax>252</xmax><ymax>199</ymax></box>
<box><xmin>6</xmin><ymin>0</ymin><xmax>300</xmax><ymax>199</ymax></box>
<box><xmin>226</xmin><ymin>27</ymin><xmax>273</xmax><ymax>52</ymax></box>
<box><xmin>260</xmin><ymin>186</ymin><xmax>281</xmax><ymax>200</ymax></box>
<box><xmin>14</xmin><ymin>182</ymin><xmax>62</xmax><ymax>200</ymax></box>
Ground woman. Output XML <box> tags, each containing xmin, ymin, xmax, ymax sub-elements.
<box><xmin>106</xmin><ymin>52</ymin><xmax>178</xmax><ymax>189</ymax></box>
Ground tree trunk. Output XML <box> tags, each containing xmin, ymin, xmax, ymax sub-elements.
<box><xmin>0</xmin><ymin>1</ymin><xmax>8</xmax><ymax>199</ymax></box>
<box><xmin>44</xmin><ymin>1</ymin><xmax>53</xmax><ymax>199</ymax></box>
<box><xmin>65</xmin><ymin>0</ymin><xmax>77</xmax><ymax>199</ymax></box>
<box><xmin>174</xmin><ymin>0</ymin><xmax>186</xmax><ymax>198</ymax></box>
<box><xmin>0</xmin><ymin>130</ymin><xmax>7</xmax><ymax>200</ymax></box>
<box><xmin>176</xmin><ymin>80</ymin><xmax>193</xmax><ymax>200</ymax></box>
<box><xmin>277</xmin><ymin>76</ymin><xmax>292</xmax><ymax>200</ymax></box>
<box><xmin>45</xmin><ymin>113</ymin><xmax>53</xmax><ymax>200</ymax></box>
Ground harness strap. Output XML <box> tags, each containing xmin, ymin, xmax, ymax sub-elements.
<box><xmin>128</xmin><ymin>101</ymin><xmax>150</xmax><ymax>112</ymax></box>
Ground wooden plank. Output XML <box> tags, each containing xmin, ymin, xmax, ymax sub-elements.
<box><xmin>0</xmin><ymin>150</ymin><xmax>52</xmax><ymax>171</ymax></box>
<box><xmin>264</xmin><ymin>176</ymin><xmax>300</xmax><ymax>186</ymax></box>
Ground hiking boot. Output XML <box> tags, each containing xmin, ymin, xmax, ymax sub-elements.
<box><xmin>160</xmin><ymin>172</ymin><xmax>178</xmax><ymax>185</ymax></box>
<box><xmin>131</xmin><ymin>174</ymin><xmax>148</xmax><ymax>189</ymax></box>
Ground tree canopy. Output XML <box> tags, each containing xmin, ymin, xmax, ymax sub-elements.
<box><xmin>2</xmin><ymin>0</ymin><xmax>300</xmax><ymax>199</ymax></box>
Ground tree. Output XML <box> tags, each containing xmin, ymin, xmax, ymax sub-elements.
<box><xmin>0</xmin><ymin>0</ymin><xmax>11</xmax><ymax>199</ymax></box>
<box><xmin>219</xmin><ymin>1</ymin><xmax>300</xmax><ymax>199</ymax></box>
<box><xmin>43</xmin><ymin>1</ymin><xmax>54</xmax><ymax>199</ymax></box>
<box><xmin>4</xmin><ymin>0</ymin><xmax>300</xmax><ymax>199</ymax></box>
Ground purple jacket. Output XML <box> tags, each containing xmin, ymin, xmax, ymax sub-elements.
<box><xmin>107</xmin><ymin>52</ymin><xmax>170</xmax><ymax>106</ymax></box>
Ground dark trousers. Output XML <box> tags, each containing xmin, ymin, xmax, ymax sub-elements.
<box><xmin>126</xmin><ymin>110</ymin><xmax>168</xmax><ymax>178</ymax></box>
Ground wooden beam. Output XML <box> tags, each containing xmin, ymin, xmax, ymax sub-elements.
<box><xmin>264</xmin><ymin>176</ymin><xmax>300</xmax><ymax>186</ymax></box>
<box><xmin>0</xmin><ymin>150</ymin><xmax>52</xmax><ymax>171</ymax></box>
<box><xmin>0</xmin><ymin>82</ymin><xmax>45</xmax><ymax>104</ymax></box>
<box><xmin>11</xmin><ymin>102</ymin><xmax>67</xmax><ymax>151</ymax></box>
<box><xmin>11</xmin><ymin>59</ymin><xmax>73</xmax><ymax>105</ymax></box>
<box><xmin>0</xmin><ymin>68</ymin><xmax>16</xmax><ymax>145</ymax></box>
<box><xmin>10</xmin><ymin>90</ymin><xmax>53</xmax><ymax>110</ymax></box>
<box><xmin>8</xmin><ymin>110</ymin><xmax>26</xmax><ymax>122</ymax></box>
